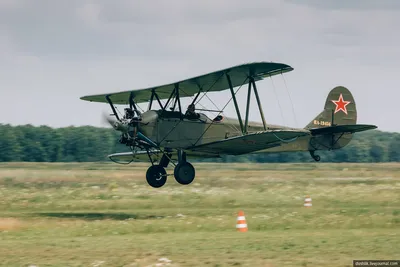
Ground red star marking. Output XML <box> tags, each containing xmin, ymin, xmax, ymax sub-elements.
<box><xmin>331</xmin><ymin>93</ymin><xmax>351</xmax><ymax>115</ymax></box>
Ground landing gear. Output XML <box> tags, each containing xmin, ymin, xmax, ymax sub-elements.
<box><xmin>145</xmin><ymin>149</ymin><xmax>196</xmax><ymax>187</ymax></box>
<box><xmin>309</xmin><ymin>150</ymin><xmax>321</xmax><ymax>162</ymax></box>
<box><xmin>146</xmin><ymin>165</ymin><xmax>167</xmax><ymax>188</ymax></box>
<box><xmin>174</xmin><ymin>150</ymin><xmax>196</xmax><ymax>185</ymax></box>
<box><xmin>174</xmin><ymin>162</ymin><xmax>195</xmax><ymax>185</ymax></box>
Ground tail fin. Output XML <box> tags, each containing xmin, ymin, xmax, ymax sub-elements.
<box><xmin>306</xmin><ymin>86</ymin><xmax>356</xmax><ymax>129</ymax></box>
<box><xmin>305</xmin><ymin>86</ymin><xmax>376</xmax><ymax>161</ymax></box>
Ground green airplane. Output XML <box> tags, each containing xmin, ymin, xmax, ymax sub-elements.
<box><xmin>80</xmin><ymin>62</ymin><xmax>377</xmax><ymax>188</ymax></box>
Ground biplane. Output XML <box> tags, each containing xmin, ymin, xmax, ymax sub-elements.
<box><xmin>80</xmin><ymin>62</ymin><xmax>377</xmax><ymax>188</ymax></box>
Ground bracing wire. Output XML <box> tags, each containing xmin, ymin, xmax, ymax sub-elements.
<box><xmin>201</xmin><ymin>91</ymin><xmax>240</xmax><ymax>133</ymax></box>
<box><xmin>136</xmin><ymin>104</ymin><xmax>144</xmax><ymax>113</ymax></box>
<box><xmin>194</xmin><ymin>72</ymin><xmax>225</xmax><ymax>105</ymax></box>
<box><xmin>270</xmin><ymin>76</ymin><xmax>286</xmax><ymax>126</ymax></box>
<box><xmin>281</xmin><ymin>73</ymin><xmax>298</xmax><ymax>127</ymax></box>
<box><xmin>114</xmin><ymin>106</ymin><xmax>123</xmax><ymax>119</ymax></box>
<box><xmin>192</xmin><ymin>77</ymin><xmax>248</xmax><ymax>146</ymax></box>
<box><xmin>158</xmin><ymin>73</ymin><xmax>237</xmax><ymax>146</ymax></box>
<box><xmin>179</xmin><ymin>88</ymin><xmax>239</xmax><ymax>140</ymax></box>
<box><xmin>191</xmin><ymin>72</ymin><xmax>243</xmax><ymax>134</ymax></box>
<box><xmin>156</xmin><ymin>80</ymin><xmax>219</xmax><ymax>146</ymax></box>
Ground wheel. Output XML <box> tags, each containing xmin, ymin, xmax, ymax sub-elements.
<box><xmin>174</xmin><ymin>162</ymin><xmax>195</xmax><ymax>185</ymax></box>
<box><xmin>314</xmin><ymin>155</ymin><xmax>321</xmax><ymax>162</ymax></box>
<box><xmin>146</xmin><ymin>165</ymin><xmax>167</xmax><ymax>188</ymax></box>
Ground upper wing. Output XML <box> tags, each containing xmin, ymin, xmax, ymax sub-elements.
<box><xmin>187</xmin><ymin>130</ymin><xmax>309</xmax><ymax>156</ymax></box>
<box><xmin>80</xmin><ymin>62</ymin><xmax>293</xmax><ymax>105</ymax></box>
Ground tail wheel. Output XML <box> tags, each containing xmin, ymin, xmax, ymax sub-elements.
<box><xmin>174</xmin><ymin>162</ymin><xmax>195</xmax><ymax>185</ymax></box>
<box><xmin>146</xmin><ymin>165</ymin><xmax>167</xmax><ymax>188</ymax></box>
<box><xmin>309</xmin><ymin>150</ymin><xmax>321</xmax><ymax>162</ymax></box>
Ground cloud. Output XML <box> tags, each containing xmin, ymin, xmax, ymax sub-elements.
<box><xmin>0</xmin><ymin>0</ymin><xmax>399</xmax><ymax>131</ymax></box>
<box><xmin>284</xmin><ymin>0</ymin><xmax>400</xmax><ymax>10</ymax></box>
<box><xmin>0</xmin><ymin>0</ymin><xmax>323</xmax><ymax>61</ymax></box>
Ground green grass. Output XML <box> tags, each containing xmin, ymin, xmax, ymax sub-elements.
<box><xmin>0</xmin><ymin>162</ymin><xmax>399</xmax><ymax>266</ymax></box>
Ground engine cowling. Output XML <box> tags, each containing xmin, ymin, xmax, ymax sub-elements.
<box><xmin>103</xmin><ymin>109</ymin><xmax>157</xmax><ymax>149</ymax></box>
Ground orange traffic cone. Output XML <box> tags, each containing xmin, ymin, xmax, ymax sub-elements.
<box><xmin>236</xmin><ymin>211</ymin><xmax>248</xmax><ymax>232</ymax></box>
<box><xmin>304</xmin><ymin>195</ymin><xmax>312</xmax><ymax>207</ymax></box>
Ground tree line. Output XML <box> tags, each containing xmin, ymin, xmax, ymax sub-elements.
<box><xmin>0</xmin><ymin>124</ymin><xmax>399</xmax><ymax>163</ymax></box>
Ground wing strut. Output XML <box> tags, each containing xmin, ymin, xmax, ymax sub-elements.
<box><xmin>129</xmin><ymin>92</ymin><xmax>138</xmax><ymax>112</ymax></box>
<box><xmin>148</xmin><ymin>91</ymin><xmax>154</xmax><ymax>110</ymax></box>
<box><xmin>105</xmin><ymin>95</ymin><xmax>120</xmax><ymax>121</ymax></box>
<box><xmin>226</xmin><ymin>74</ymin><xmax>244</xmax><ymax>134</ymax></box>
<box><xmin>163</xmin><ymin>89</ymin><xmax>176</xmax><ymax>110</ymax></box>
<box><xmin>243</xmin><ymin>77</ymin><xmax>269</xmax><ymax>133</ymax></box>
<box><xmin>251</xmin><ymin>78</ymin><xmax>267</xmax><ymax>130</ymax></box>
<box><xmin>226</xmin><ymin>74</ymin><xmax>268</xmax><ymax>134</ymax></box>
<box><xmin>244</xmin><ymin>80</ymin><xmax>252</xmax><ymax>133</ymax></box>
<box><xmin>153</xmin><ymin>91</ymin><xmax>164</xmax><ymax>110</ymax></box>
<box><xmin>175</xmin><ymin>84</ymin><xmax>183</xmax><ymax>119</ymax></box>
<box><xmin>191</xmin><ymin>89</ymin><xmax>201</xmax><ymax>105</ymax></box>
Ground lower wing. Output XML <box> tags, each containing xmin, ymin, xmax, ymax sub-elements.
<box><xmin>187</xmin><ymin>129</ymin><xmax>309</xmax><ymax>155</ymax></box>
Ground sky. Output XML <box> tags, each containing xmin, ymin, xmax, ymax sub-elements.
<box><xmin>1</xmin><ymin>0</ymin><xmax>399</xmax><ymax>132</ymax></box>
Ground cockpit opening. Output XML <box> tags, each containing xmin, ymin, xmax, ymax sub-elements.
<box><xmin>185</xmin><ymin>104</ymin><xmax>200</xmax><ymax>120</ymax></box>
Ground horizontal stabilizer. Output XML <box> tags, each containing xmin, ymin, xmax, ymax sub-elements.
<box><xmin>310</xmin><ymin>124</ymin><xmax>377</xmax><ymax>135</ymax></box>
<box><xmin>189</xmin><ymin>130</ymin><xmax>309</xmax><ymax>155</ymax></box>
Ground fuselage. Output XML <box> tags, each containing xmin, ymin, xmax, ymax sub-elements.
<box><xmin>137</xmin><ymin>109</ymin><xmax>331</xmax><ymax>154</ymax></box>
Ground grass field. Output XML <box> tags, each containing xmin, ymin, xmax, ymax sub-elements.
<box><xmin>0</xmin><ymin>162</ymin><xmax>399</xmax><ymax>267</ymax></box>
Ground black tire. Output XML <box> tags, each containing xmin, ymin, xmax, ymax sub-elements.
<box><xmin>314</xmin><ymin>155</ymin><xmax>321</xmax><ymax>162</ymax></box>
<box><xmin>174</xmin><ymin>162</ymin><xmax>195</xmax><ymax>185</ymax></box>
<box><xmin>146</xmin><ymin>165</ymin><xmax>167</xmax><ymax>188</ymax></box>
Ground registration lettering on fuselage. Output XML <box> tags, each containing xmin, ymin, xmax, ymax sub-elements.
<box><xmin>313</xmin><ymin>120</ymin><xmax>331</xmax><ymax>127</ymax></box>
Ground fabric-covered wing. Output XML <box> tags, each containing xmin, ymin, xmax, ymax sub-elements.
<box><xmin>188</xmin><ymin>130</ymin><xmax>309</xmax><ymax>156</ymax></box>
<box><xmin>80</xmin><ymin>62</ymin><xmax>293</xmax><ymax>104</ymax></box>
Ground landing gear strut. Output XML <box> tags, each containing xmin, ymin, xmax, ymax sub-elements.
<box><xmin>145</xmin><ymin>149</ymin><xmax>196</xmax><ymax>187</ymax></box>
<box><xmin>309</xmin><ymin>150</ymin><xmax>321</xmax><ymax>162</ymax></box>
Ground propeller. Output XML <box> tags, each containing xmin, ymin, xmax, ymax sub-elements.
<box><xmin>102</xmin><ymin>109</ymin><xmax>158</xmax><ymax>149</ymax></box>
<box><xmin>101</xmin><ymin>111</ymin><xmax>129</xmax><ymax>133</ymax></box>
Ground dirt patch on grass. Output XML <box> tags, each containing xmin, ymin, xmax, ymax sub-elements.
<box><xmin>0</xmin><ymin>218</ymin><xmax>23</xmax><ymax>231</ymax></box>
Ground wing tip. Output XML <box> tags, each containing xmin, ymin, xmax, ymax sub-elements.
<box><xmin>80</xmin><ymin>95</ymin><xmax>92</xmax><ymax>102</ymax></box>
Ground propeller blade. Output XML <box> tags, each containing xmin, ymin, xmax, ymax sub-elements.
<box><xmin>101</xmin><ymin>112</ymin><xmax>128</xmax><ymax>133</ymax></box>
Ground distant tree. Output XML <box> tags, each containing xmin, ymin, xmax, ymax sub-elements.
<box><xmin>0</xmin><ymin>125</ymin><xmax>399</xmax><ymax>163</ymax></box>
<box><xmin>369</xmin><ymin>141</ymin><xmax>385</xmax><ymax>162</ymax></box>
<box><xmin>388</xmin><ymin>135</ymin><xmax>400</xmax><ymax>162</ymax></box>
<box><xmin>0</xmin><ymin>124</ymin><xmax>21</xmax><ymax>161</ymax></box>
